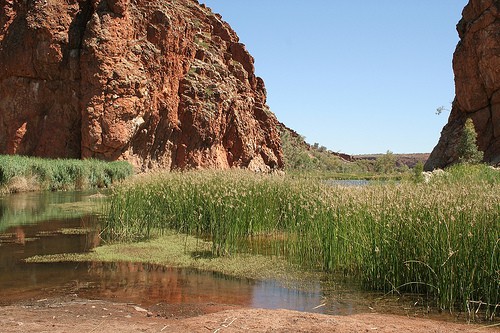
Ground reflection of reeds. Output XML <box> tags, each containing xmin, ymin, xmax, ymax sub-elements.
<box><xmin>103</xmin><ymin>165</ymin><xmax>499</xmax><ymax>318</ymax></box>
<box><xmin>0</xmin><ymin>190</ymin><xmax>107</xmax><ymax>232</ymax></box>
<box><xmin>0</xmin><ymin>155</ymin><xmax>133</xmax><ymax>193</ymax></box>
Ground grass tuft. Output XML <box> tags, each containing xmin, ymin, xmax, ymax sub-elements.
<box><xmin>0</xmin><ymin>155</ymin><xmax>134</xmax><ymax>194</ymax></box>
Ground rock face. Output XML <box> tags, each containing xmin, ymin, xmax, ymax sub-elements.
<box><xmin>426</xmin><ymin>0</ymin><xmax>500</xmax><ymax>170</ymax></box>
<box><xmin>0</xmin><ymin>0</ymin><xmax>283</xmax><ymax>171</ymax></box>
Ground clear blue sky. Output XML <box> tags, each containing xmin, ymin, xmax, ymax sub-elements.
<box><xmin>201</xmin><ymin>1</ymin><xmax>468</xmax><ymax>154</ymax></box>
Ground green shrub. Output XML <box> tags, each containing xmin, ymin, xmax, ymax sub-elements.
<box><xmin>412</xmin><ymin>161</ymin><xmax>424</xmax><ymax>183</ymax></box>
<box><xmin>458</xmin><ymin>118</ymin><xmax>484</xmax><ymax>164</ymax></box>
<box><xmin>279</xmin><ymin>127</ymin><xmax>369</xmax><ymax>174</ymax></box>
<box><xmin>375</xmin><ymin>150</ymin><xmax>397</xmax><ymax>173</ymax></box>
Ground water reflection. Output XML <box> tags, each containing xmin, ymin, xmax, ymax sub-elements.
<box><xmin>0</xmin><ymin>190</ymin><xmax>105</xmax><ymax>232</ymax></box>
<box><xmin>83</xmin><ymin>262</ymin><xmax>257</xmax><ymax>307</ymax></box>
<box><xmin>325</xmin><ymin>179</ymin><xmax>372</xmax><ymax>187</ymax></box>
<box><xmin>252</xmin><ymin>280</ymin><xmax>323</xmax><ymax>313</ymax></box>
<box><xmin>0</xmin><ymin>216</ymin><xmax>100</xmax><ymax>261</ymax></box>
<box><xmin>0</xmin><ymin>257</ymin><xmax>328</xmax><ymax>314</ymax></box>
<box><xmin>324</xmin><ymin>179</ymin><xmax>398</xmax><ymax>187</ymax></box>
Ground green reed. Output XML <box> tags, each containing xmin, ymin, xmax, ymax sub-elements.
<box><xmin>104</xmin><ymin>166</ymin><xmax>499</xmax><ymax>318</ymax></box>
<box><xmin>0</xmin><ymin>154</ymin><xmax>133</xmax><ymax>193</ymax></box>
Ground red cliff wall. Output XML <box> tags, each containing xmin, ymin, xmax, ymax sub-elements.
<box><xmin>426</xmin><ymin>0</ymin><xmax>500</xmax><ymax>170</ymax></box>
<box><xmin>0</xmin><ymin>0</ymin><xmax>283</xmax><ymax>171</ymax></box>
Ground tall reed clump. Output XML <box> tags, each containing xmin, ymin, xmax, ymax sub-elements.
<box><xmin>104</xmin><ymin>166</ymin><xmax>499</xmax><ymax>318</ymax></box>
<box><xmin>104</xmin><ymin>171</ymin><xmax>311</xmax><ymax>254</ymax></box>
<box><xmin>0</xmin><ymin>155</ymin><xmax>133</xmax><ymax>193</ymax></box>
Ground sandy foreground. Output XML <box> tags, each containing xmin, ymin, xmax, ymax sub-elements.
<box><xmin>0</xmin><ymin>298</ymin><xmax>498</xmax><ymax>333</ymax></box>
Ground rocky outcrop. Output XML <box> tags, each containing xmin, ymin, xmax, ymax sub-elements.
<box><xmin>0</xmin><ymin>0</ymin><xmax>283</xmax><ymax>171</ymax></box>
<box><xmin>426</xmin><ymin>0</ymin><xmax>500</xmax><ymax>170</ymax></box>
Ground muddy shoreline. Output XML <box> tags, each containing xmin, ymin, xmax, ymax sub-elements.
<box><xmin>1</xmin><ymin>296</ymin><xmax>496</xmax><ymax>333</ymax></box>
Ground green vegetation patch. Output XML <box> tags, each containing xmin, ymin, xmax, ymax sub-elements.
<box><xmin>101</xmin><ymin>166</ymin><xmax>499</xmax><ymax>318</ymax></box>
<box><xmin>52</xmin><ymin>198</ymin><xmax>107</xmax><ymax>215</ymax></box>
<box><xmin>0</xmin><ymin>155</ymin><xmax>133</xmax><ymax>194</ymax></box>
<box><xmin>280</xmin><ymin>128</ymin><xmax>349</xmax><ymax>172</ymax></box>
<box><xmin>59</xmin><ymin>228</ymin><xmax>93</xmax><ymax>235</ymax></box>
<box><xmin>25</xmin><ymin>231</ymin><xmax>305</xmax><ymax>283</ymax></box>
<box><xmin>279</xmin><ymin>127</ymin><xmax>407</xmax><ymax>179</ymax></box>
<box><xmin>458</xmin><ymin>118</ymin><xmax>484</xmax><ymax>164</ymax></box>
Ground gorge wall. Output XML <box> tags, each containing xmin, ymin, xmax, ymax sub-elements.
<box><xmin>0</xmin><ymin>0</ymin><xmax>283</xmax><ymax>171</ymax></box>
<box><xmin>426</xmin><ymin>0</ymin><xmax>500</xmax><ymax>170</ymax></box>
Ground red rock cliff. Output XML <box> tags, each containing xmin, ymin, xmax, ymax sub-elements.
<box><xmin>426</xmin><ymin>0</ymin><xmax>500</xmax><ymax>170</ymax></box>
<box><xmin>0</xmin><ymin>0</ymin><xmax>283</xmax><ymax>171</ymax></box>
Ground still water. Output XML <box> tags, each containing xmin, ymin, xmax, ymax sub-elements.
<box><xmin>0</xmin><ymin>191</ymin><xmax>451</xmax><ymax>319</ymax></box>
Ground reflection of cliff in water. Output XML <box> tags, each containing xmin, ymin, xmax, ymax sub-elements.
<box><xmin>0</xmin><ymin>216</ymin><xmax>101</xmax><ymax>261</ymax></box>
<box><xmin>0</xmin><ymin>212</ymin><xmax>102</xmax><ymax>305</ymax></box>
<box><xmin>0</xmin><ymin>259</ymin><xmax>325</xmax><ymax>315</ymax></box>
<box><xmin>81</xmin><ymin>262</ymin><xmax>256</xmax><ymax>307</ymax></box>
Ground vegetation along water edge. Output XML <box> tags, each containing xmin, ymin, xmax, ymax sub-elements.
<box><xmin>80</xmin><ymin>164</ymin><xmax>500</xmax><ymax>320</ymax></box>
<box><xmin>0</xmin><ymin>155</ymin><xmax>134</xmax><ymax>194</ymax></box>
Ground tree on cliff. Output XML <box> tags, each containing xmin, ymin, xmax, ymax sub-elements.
<box><xmin>457</xmin><ymin>118</ymin><xmax>483</xmax><ymax>164</ymax></box>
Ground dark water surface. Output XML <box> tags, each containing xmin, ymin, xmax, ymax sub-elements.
<box><xmin>0</xmin><ymin>191</ymin><xmax>476</xmax><ymax>322</ymax></box>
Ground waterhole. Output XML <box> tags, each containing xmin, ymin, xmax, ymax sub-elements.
<box><xmin>0</xmin><ymin>190</ymin><xmax>473</xmax><ymax>321</ymax></box>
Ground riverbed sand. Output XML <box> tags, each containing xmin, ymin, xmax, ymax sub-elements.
<box><xmin>1</xmin><ymin>297</ymin><xmax>496</xmax><ymax>332</ymax></box>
